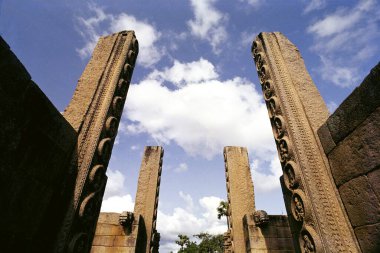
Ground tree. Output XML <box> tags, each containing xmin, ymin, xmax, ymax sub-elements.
<box><xmin>174</xmin><ymin>233</ymin><xmax>224</xmax><ymax>253</ymax></box>
<box><xmin>175</xmin><ymin>234</ymin><xmax>190</xmax><ymax>251</ymax></box>
<box><xmin>217</xmin><ymin>200</ymin><xmax>229</xmax><ymax>228</ymax></box>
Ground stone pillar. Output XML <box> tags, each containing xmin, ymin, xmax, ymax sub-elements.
<box><xmin>224</xmin><ymin>146</ymin><xmax>255</xmax><ymax>252</ymax></box>
<box><xmin>55</xmin><ymin>31</ymin><xmax>138</xmax><ymax>253</ymax></box>
<box><xmin>134</xmin><ymin>146</ymin><xmax>163</xmax><ymax>253</ymax></box>
<box><xmin>251</xmin><ymin>32</ymin><xmax>360</xmax><ymax>252</ymax></box>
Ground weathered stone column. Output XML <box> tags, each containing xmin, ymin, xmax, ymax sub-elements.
<box><xmin>55</xmin><ymin>31</ymin><xmax>138</xmax><ymax>253</ymax></box>
<box><xmin>251</xmin><ymin>32</ymin><xmax>360</xmax><ymax>252</ymax></box>
<box><xmin>224</xmin><ymin>146</ymin><xmax>255</xmax><ymax>252</ymax></box>
<box><xmin>133</xmin><ymin>146</ymin><xmax>163</xmax><ymax>253</ymax></box>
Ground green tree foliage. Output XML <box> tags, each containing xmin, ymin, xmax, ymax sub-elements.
<box><xmin>175</xmin><ymin>233</ymin><xmax>224</xmax><ymax>253</ymax></box>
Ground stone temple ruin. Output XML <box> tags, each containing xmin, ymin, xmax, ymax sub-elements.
<box><xmin>0</xmin><ymin>28</ymin><xmax>379</xmax><ymax>253</ymax></box>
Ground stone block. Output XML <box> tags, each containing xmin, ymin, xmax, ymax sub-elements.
<box><xmin>92</xmin><ymin>236</ymin><xmax>116</xmax><ymax>247</ymax></box>
<box><xmin>327</xmin><ymin>62</ymin><xmax>380</xmax><ymax>143</ymax></box>
<box><xmin>317</xmin><ymin>122</ymin><xmax>336</xmax><ymax>155</ymax></box>
<box><xmin>368</xmin><ymin>168</ymin><xmax>380</xmax><ymax>199</ymax></box>
<box><xmin>267</xmin><ymin>237</ymin><xmax>294</xmax><ymax>250</ymax></box>
<box><xmin>249</xmin><ymin>236</ymin><xmax>268</xmax><ymax>250</ymax></box>
<box><xmin>339</xmin><ymin>176</ymin><xmax>380</xmax><ymax>227</ymax></box>
<box><xmin>355</xmin><ymin>223</ymin><xmax>380</xmax><ymax>253</ymax></box>
<box><xmin>95</xmin><ymin>224</ymin><xmax>124</xmax><ymax>236</ymax></box>
<box><xmin>328</xmin><ymin>107</ymin><xmax>380</xmax><ymax>186</ymax></box>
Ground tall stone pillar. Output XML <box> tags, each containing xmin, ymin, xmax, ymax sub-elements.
<box><xmin>224</xmin><ymin>146</ymin><xmax>255</xmax><ymax>252</ymax></box>
<box><xmin>251</xmin><ymin>32</ymin><xmax>360</xmax><ymax>252</ymax></box>
<box><xmin>55</xmin><ymin>31</ymin><xmax>138</xmax><ymax>253</ymax></box>
<box><xmin>91</xmin><ymin>146</ymin><xmax>163</xmax><ymax>253</ymax></box>
<box><xmin>134</xmin><ymin>146</ymin><xmax>163</xmax><ymax>253</ymax></box>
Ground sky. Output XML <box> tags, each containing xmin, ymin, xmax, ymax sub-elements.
<box><xmin>1</xmin><ymin>0</ymin><xmax>379</xmax><ymax>252</ymax></box>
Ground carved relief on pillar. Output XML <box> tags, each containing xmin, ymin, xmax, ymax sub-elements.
<box><xmin>252</xmin><ymin>32</ymin><xmax>360</xmax><ymax>253</ymax></box>
<box><xmin>58</xmin><ymin>31</ymin><xmax>139</xmax><ymax>253</ymax></box>
<box><xmin>251</xmin><ymin>35</ymin><xmax>320</xmax><ymax>250</ymax></box>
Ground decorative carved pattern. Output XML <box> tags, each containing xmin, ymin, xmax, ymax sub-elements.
<box><xmin>119</xmin><ymin>211</ymin><xmax>134</xmax><ymax>234</ymax></box>
<box><xmin>253</xmin><ymin>210</ymin><xmax>269</xmax><ymax>227</ymax></box>
<box><xmin>252</xmin><ymin>33</ymin><xmax>359</xmax><ymax>252</ymax></box>
<box><xmin>57</xmin><ymin>31</ymin><xmax>138</xmax><ymax>253</ymax></box>
<box><xmin>68</xmin><ymin>233</ymin><xmax>88</xmax><ymax>253</ymax></box>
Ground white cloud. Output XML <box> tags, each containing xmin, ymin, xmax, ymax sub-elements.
<box><xmin>157</xmin><ymin>193</ymin><xmax>227</xmax><ymax>252</ymax></box>
<box><xmin>149</xmin><ymin>58</ymin><xmax>218</xmax><ymax>87</ymax></box>
<box><xmin>110</xmin><ymin>13</ymin><xmax>162</xmax><ymax>67</ymax></box>
<box><xmin>103</xmin><ymin>169</ymin><xmax>126</xmax><ymax>199</ymax></box>
<box><xmin>187</xmin><ymin>0</ymin><xmax>228</xmax><ymax>53</ymax></box>
<box><xmin>75</xmin><ymin>4</ymin><xmax>162</xmax><ymax>67</ymax></box>
<box><xmin>174</xmin><ymin>163</ymin><xmax>189</xmax><ymax>173</ymax></box>
<box><xmin>307</xmin><ymin>0</ymin><xmax>379</xmax><ymax>87</ymax></box>
<box><xmin>101</xmin><ymin>194</ymin><xmax>134</xmax><ymax>213</ymax></box>
<box><xmin>124</xmin><ymin>60</ymin><xmax>275</xmax><ymax>160</ymax></box>
<box><xmin>251</xmin><ymin>155</ymin><xmax>282</xmax><ymax>192</ymax></box>
<box><xmin>303</xmin><ymin>0</ymin><xmax>326</xmax><ymax>14</ymax></box>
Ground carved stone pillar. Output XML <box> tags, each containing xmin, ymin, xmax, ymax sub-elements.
<box><xmin>251</xmin><ymin>32</ymin><xmax>360</xmax><ymax>252</ymax></box>
<box><xmin>55</xmin><ymin>31</ymin><xmax>138</xmax><ymax>253</ymax></box>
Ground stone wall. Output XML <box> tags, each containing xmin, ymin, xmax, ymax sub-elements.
<box><xmin>318</xmin><ymin>63</ymin><xmax>380</xmax><ymax>253</ymax></box>
<box><xmin>243</xmin><ymin>214</ymin><xmax>294</xmax><ymax>253</ymax></box>
<box><xmin>0</xmin><ymin>37</ymin><xmax>78</xmax><ymax>251</ymax></box>
<box><xmin>91</xmin><ymin>213</ymin><xmax>142</xmax><ymax>253</ymax></box>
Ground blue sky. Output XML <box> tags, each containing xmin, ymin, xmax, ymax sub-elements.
<box><xmin>1</xmin><ymin>0</ymin><xmax>379</xmax><ymax>251</ymax></box>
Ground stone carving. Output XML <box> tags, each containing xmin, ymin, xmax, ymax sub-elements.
<box><xmin>253</xmin><ymin>210</ymin><xmax>269</xmax><ymax>227</ymax></box>
<box><xmin>56</xmin><ymin>31</ymin><xmax>138</xmax><ymax>253</ymax></box>
<box><xmin>223</xmin><ymin>147</ymin><xmax>256</xmax><ymax>252</ymax></box>
<box><xmin>284</xmin><ymin>161</ymin><xmax>298</xmax><ymax>189</ymax></box>
<box><xmin>252</xmin><ymin>32</ymin><xmax>360</xmax><ymax>252</ymax></box>
<box><xmin>119</xmin><ymin>211</ymin><xmax>134</xmax><ymax>234</ymax></box>
<box><xmin>292</xmin><ymin>194</ymin><xmax>304</xmax><ymax>221</ymax></box>
<box><xmin>133</xmin><ymin>146</ymin><xmax>164</xmax><ymax>253</ymax></box>
<box><xmin>302</xmin><ymin>233</ymin><xmax>315</xmax><ymax>253</ymax></box>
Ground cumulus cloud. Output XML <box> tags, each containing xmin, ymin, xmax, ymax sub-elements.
<box><xmin>101</xmin><ymin>194</ymin><xmax>134</xmax><ymax>213</ymax></box>
<box><xmin>123</xmin><ymin>58</ymin><xmax>275</xmax><ymax>161</ymax></box>
<box><xmin>103</xmin><ymin>169</ymin><xmax>126</xmax><ymax>199</ymax></box>
<box><xmin>149</xmin><ymin>58</ymin><xmax>218</xmax><ymax>87</ymax></box>
<box><xmin>251</xmin><ymin>155</ymin><xmax>282</xmax><ymax>192</ymax></box>
<box><xmin>75</xmin><ymin>4</ymin><xmax>162</xmax><ymax>67</ymax></box>
<box><xmin>307</xmin><ymin>0</ymin><xmax>379</xmax><ymax>87</ymax></box>
<box><xmin>157</xmin><ymin>193</ymin><xmax>227</xmax><ymax>252</ymax></box>
<box><xmin>101</xmin><ymin>169</ymin><xmax>134</xmax><ymax>213</ymax></box>
<box><xmin>187</xmin><ymin>0</ymin><xmax>228</xmax><ymax>53</ymax></box>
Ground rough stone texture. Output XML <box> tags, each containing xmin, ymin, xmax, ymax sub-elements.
<box><xmin>0</xmin><ymin>36</ymin><xmax>77</xmax><ymax>252</ymax></box>
<box><xmin>339</xmin><ymin>176</ymin><xmax>380</xmax><ymax>227</ymax></box>
<box><xmin>252</xmin><ymin>32</ymin><xmax>360</xmax><ymax>252</ymax></box>
<box><xmin>354</xmin><ymin>223</ymin><xmax>380</xmax><ymax>253</ymax></box>
<box><xmin>244</xmin><ymin>214</ymin><xmax>294</xmax><ymax>252</ymax></box>
<box><xmin>224</xmin><ymin>146</ymin><xmax>255</xmax><ymax>252</ymax></box>
<box><xmin>91</xmin><ymin>213</ymin><xmax>141</xmax><ymax>253</ymax></box>
<box><xmin>318</xmin><ymin>62</ymin><xmax>380</xmax><ymax>253</ymax></box>
<box><xmin>280</xmin><ymin>177</ymin><xmax>301</xmax><ymax>253</ymax></box>
<box><xmin>326</xmin><ymin>63</ymin><xmax>380</xmax><ymax>144</ymax></box>
<box><xmin>328</xmin><ymin>106</ymin><xmax>380</xmax><ymax>187</ymax></box>
<box><xmin>57</xmin><ymin>31</ymin><xmax>138</xmax><ymax>253</ymax></box>
<box><xmin>92</xmin><ymin>146</ymin><xmax>162</xmax><ymax>253</ymax></box>
<box><xmin>133</xmin><ymin>146</ymin><xmax>163</xmax><ymax>253</ymax></box>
